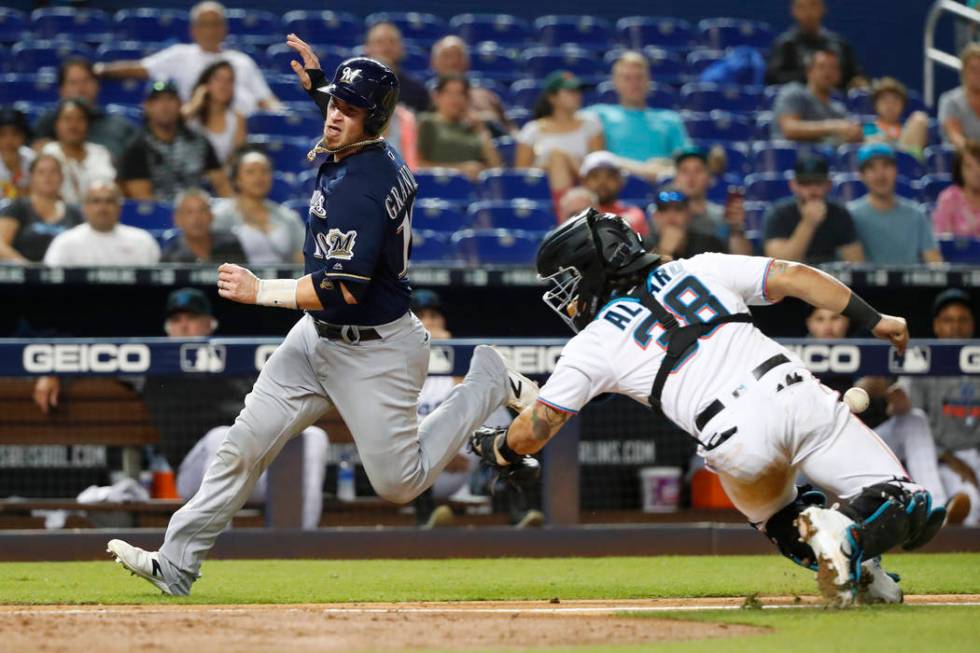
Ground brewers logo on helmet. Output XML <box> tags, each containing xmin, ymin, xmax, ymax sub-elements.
<box><xmin>316</xmin><ymin>57</ymin><xmax>399</xmax><ymax>135</ymax></box>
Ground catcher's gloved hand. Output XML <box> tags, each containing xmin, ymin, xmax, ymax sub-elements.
<box><xmin>468</xmin><ymin>426</ymin><xmax>541</xmax><ymax>493</ymax></box>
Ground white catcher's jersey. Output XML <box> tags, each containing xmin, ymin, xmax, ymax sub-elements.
<box><xmin>538</xmin><ymin>254</ymin><xmax>792</xmax><ymax>439</ymax></box>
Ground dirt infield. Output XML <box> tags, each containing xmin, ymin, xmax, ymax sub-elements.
<box><xmin>2</xmin><ymin>596</ymin><xmax>979</xmax><ymax>653</ymax></box>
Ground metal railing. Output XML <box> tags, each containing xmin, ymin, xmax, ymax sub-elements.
<box><xmin>925</xmin><ymin>0</ymin><xmax>980</xmax><ymax>106</ymax></box>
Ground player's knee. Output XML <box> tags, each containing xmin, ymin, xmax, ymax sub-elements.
<box><xmin>372</xmin><ymin>478</ymin><xmax>420</xmax><ymax>505</ymax></box>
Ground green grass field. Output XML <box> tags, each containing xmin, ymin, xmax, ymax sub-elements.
<box><xmin>2</xmin><ymin>553</ymin><xmax>979</xmax><ymax>652</ymax></box>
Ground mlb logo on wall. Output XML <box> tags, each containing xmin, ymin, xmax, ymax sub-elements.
<box><xmin>889</xmin><ymin>345</ymin><xmax>931</xmax><ymax>374</ymax></box>
<box><xmin>180</xmin><ymin>344</ymin><xmax>226</xmax><ymax>373</ymax></box>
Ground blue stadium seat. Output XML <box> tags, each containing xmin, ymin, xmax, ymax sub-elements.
<box><xmin>836</xmin><ymin>144</ymin><xmax>924</xmax><ymax>178</ymax></box>
<box><xmin>468</xmin><ymin>43</ymin><xmax>520</xmax><ymax>82</ymax></box>
<box><xmin>104</xmin><ymin>103</ymin><xmax>143</xmax><ymax>123</ymax></box>
<box><xmin>493</xmin><ymin>136</ymin><xmax>517</xmax><ymax>167</ymax></box>
<box><xmin>398</xmin><ymin>43</ymin><xmax>430</xmax><ymax>75</ymax></box>
<box><xmin>697</xmin><ymin>141</ymin><xmax>751</xmax><ymax>176</ymax></box>
<box><xmin>150</xmin><ymin>228</ymin><xmax>180</xmax><ymax>249</ymax></box>
<box><xmin>683</xmin><ymin>111</ymin><xmax>753</xmax><ymax>142</ymax></box>
<box><xmin>0</xmin><ymin>9</ymin><xmax>27</xmax><ymax>43</ymax></box>
<box><xmin>0</xmin><ymin>73</ymin><xmax>59</xmax><ymax>104</ymax></box>
<box><xmin>705</xmin><ymin>173</ymin><xmax>745</xmax><ymax>203</ymax></box>
<box><xmin>925</xmin><ymin>145</ymin><xmax>955</xmax><ymax>174</ymax></box>
<box><xmin>745</xmin><ymin>172</ymin><xmax>792</xmax><ymax>202</ymax></box>
<box><xmin>510</xmin><ymin>80</ymin><xmax>545</xmax><ymax>110</ymax></box>
<box><xmin>412</xmin><ymin>199</ymin><xmax>469</xmax><ymax>232</ymax></box>
<box><xmin>505</xmin><ymin>106</ymin><xmax>532</xmax><ymax>129</ymax></box>
<box><xmin>366</xmin><ymin>12</ymin><xmax>448</xmax><ymax>49</ymax></box>
<box><xmin>846</xmin><ymin>87</ymin><xmax>927</xmax><ymax>119</ymax></box>
<box><xmin>478</xmin><ymin>169</ymin><xmax>551</xmax><ymax>200</ymax></box>
<box><xmin>246</xmin><ymin>136</ymin><xmax>314</xmax><ymax>174</ymax></box>
<box><xmin>411</xmin><ymin>229</ymin><xmax>454</xmax><ymax>263</ymax></box>
<box><xmin>247</xmin><ymin>111</ymin><xmax>322</xmax><ymax>139</ymax></box>
<box><xmin>920</xmin><ymin>174</ymin><xmax>953</xmax><ymax>203</ymax></box>
<box><xmin>450</xmin><ymin>14</ymin><xmax>531</xmax><ymax>47</ymax></box>
<box><xmin>96</xmin><ymin>42</ymin><xmax>149</xmax><ymax>63</ymax></box>
<box><xmin>620</xmin><ymin>175</ymin><xmax>655</xmax><ymax>203</ymax></box>
<box><xmin>744</xmin><ymin>201</ymin><xmax>768</xmax><ymax>232</ymax></box>
<box><xmin>697</xmin><ymin>18</ymin><xmax>772</xmax><ymax>50</ymax></box>
<box><xmin>522</xmin><ymin>47</ymin><xmax>606</xmax><ymax>79</ymax></box>
<box><xmin>617</xmin><ymin>17</ymin><xmax>694</xmax><ymax>51</ymax></box>
<box><xmin>114</xmin><ymin>8</ymin><xmax>189</xmax><ymax>43</ymax></box>
<box><xmin>751</xmin><ymin>141</ymin><xmax>799</xmax><ymax>173</ymax></box>
<box><xmin>98</xmin><ymin>78</ymin><xmax>146</xmax><ymax>106</ymax></box>
<box><xmin>120</xmin><ymin>200</ymin><xmax>173</xmax><ymax>230</ymax></box>
<box><xmin>282</xmin><ymin>10</ymin><xmax>362</xmax><ymax>48</ymax></box>
<box><xmin>32</xmin><ymin>8</ymin><xmax>111</xmax><ymax>42</ymax></box>
<box><xmin>937</xmin><ymin>235</ymin><xmax>980</xmax><ymax>263</ymax></box>
<box><xmin>414</xmin><ymin>169</ymin><xmax>476</xmax><ymax>201</ymax></box>
<box><xmin>593</xmin><ymin>81</ymin><xmax>678</xmax><ymax>109</ymax></box>
<box><xmin>283</xmin><ymin>198</ymin><xmax>311</xmax><ymax>223</ymax></box>
<box><xmin>452</xmin><ymin>229</ymin><xmax>543</xmax><ymax>265</ymax></box>
<box><xmin>836</xmin><ymin>173</ymin><xmax>920</xmax><ymax>201</ymax></box>
<box><xmin>680</xmin><ymin>83</ymin><xmax>763</xmax><ymax>114</ymax></box>
<box><xmin>468</xmin><ymin>200</ymin><xmax>555</xmax><ymax>230</ymax></box>
<box><xmin>472</xmin><ymin>77</ymin><xmax>511</xmax><ymax>105</ymax></box>
<box><xmin>268</xmin><ymin>172</ymin><xmax>303</xmax><ymax>203</ymax></box>
<box><xmin>11</xmin><ymin>101</ymin><xmax>48</xmax><ymax>125</ymax></box>
<box><xmin>534</xmin><ymin>15</ymin><xmax>612</xmax><ymax>49</ymax></box>
<box><xmin>644</xmin><ymin>48</ymin><xmax>687</xmax><ymax>84</ymax></box>
<box><xmin>267</xmin><ymin>76</ymin><xmax>311</xmax><ymax>104</ymax></box>
<box><xmin>224</xmin><ymin>9</ymin><xmax>278</xmax><ymax>38</ymax></box>
<box><xmin>686</xmin><ymin>49</ymin><xmax>727</xmax><ymax>76</ymax></box>
<box><xmin>266</xmin><ymin>44</ymin><xmax>351</xmax><ymax>79</ymax></box>
<box><xmin>9</xmin><ymin>41</ymin><xmax>93</xmax><ymax>74</ymax></box>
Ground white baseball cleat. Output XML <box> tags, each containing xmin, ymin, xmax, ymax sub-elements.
<box><xmin>795</xmin><ymin>506</ymin><xmax>856</xmax><ymax>608</ymax></box>
<box><xmin>488</xmin><ymin>346</ymin><xmax>539</xmax><ymax>414</ymax></box>
<box><xmin>107</xmin><ymin>539</ymin><xmax>183</xmax><ymax>596</ymax></box>
<box><xmin>856</xmin><ymin>557</ymin><xmax>904</xmax><ymax>605</ymax></box>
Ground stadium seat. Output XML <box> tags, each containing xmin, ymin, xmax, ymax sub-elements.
<box><xmin>266</xmin><ymin>44</ymin><xmax>351</xmax><ymax>80</ymax></box>
<box><xmin>493</xmin><ymin>136</ymin><xmax>517</xmax><ymax>167</ymax></box>
<box><xmin>751</xmin><ymin>141</ymin><xmax>799</xmax><ymax>173</ymax></box>
<box><xmin>452</xmin><ymin>229</ymin><xmax>543</xmax><ymax>265</ymax></box>
<box><xmin>478</xmin><ymin>169</ymin><xmax>551</xmax><ymax>200</ymax></box>
<box><xmin>247</xmin><ymin>111</ymin><xmax>322</xmax><ymax>139</ymax></box>
<box><xmin>281</xmin><ymin>10</ymin><xmax>362</xmax><ymax>48</ymax></box>
<box><xmin>411</xmin><ymin>229</ymin><xmax>454</xmax><ymax>263</ymax></box>
<box><xmin>267</xmin><ymin>76</ymin><xmax>312</xmax><ymax>104</ymax></box>
<box><xmin>616</xmin><ymin>17</ymin><xmax>695</xmax><ymax>51</ymax></box>
<box><xmin>0</xmin><ymin>9</ymin><xmax>27</xmax><ymax>43</ymax></box>
<box><xmin>120</xmin><ymin>200</ymin><xmax>173</xmax><ymax>230</ymax></box>
<box><xmin>833</xmin><ymin>174</ymin><xmax>920</xmax><ymax>202</ymax></box>
<box><xmin>472</xmin><ymin>77</ymin><xmax>511</xmax><ymax>105</ymax></box>
<box><xmin>98</xmin><ymin>78</ymin><xmax>146</xmax><ymax>106</ymax></box>
<box><xmin>150</xmin><ymin>228</ymin><xmax>180</xmax><ymax>249</ymax></box>
<box><xmin>414</xmin><ymin>169</ymin><xmax>476</xmax><ymax>201</ymax></box>
<box><xmin>468</xmin><ymin>200</ymin><xmax>555</xmax><ymax>230</ymax></box>
<box><xmin>680</xmin><ymin>83</ymin><xmax>763</xmax><ymax>114</ymax></box>
<box><xmin>510</xmin><ymin>80</ymin><xmax>546</xmax><ymax>110</ymax></box>
<box><xmin>683</xmin><ymin>111</ymin><xmax>754</xmax><ymax>142</ymax></box>
<box><xmin>96</xmin><ymin>42</ymin><xmax>149</xmax><ymax>63</ymax></box>
<box><xmin>697</xmin><ymin>18</ymin><xmax>772</xmax><ymax>50</ymax></box>
<box><xmin>686</xmin><ymin>49</ymin><xmax>727</xmax><ymax>76</ymax></box>
<box><xmin>522</xmin><ymin>46</ymin><xmax>606</xmax><ymax>79</ymax></box>
<box><xmin>620</xmin><ymin>175</ymin><xmax>655</xmax><ymax>203</ymax></box>
<box><xmin>846</xmin><ymin>87</ymin><xmax>927</xmax><ymax>119</ymax></box>
<box><xmin>593</xmin><ymin>81</ymin><xmax>678</xmax><ymax>109</ymax></box>
<box><xmin>705</xmin><ymin>173</ymin><xmax>745</xmax><ymax>203</ymax></box>
<box><xmin>836</xmin><ymin>144</ymin><xmax>923</xmax><ymax>178</ymax></box>
<box><xmin>224</xmin><ymin>9</ymin><xmax>278</xmax><ymax>38</ymax></box>
<box><xmin>114</xmin><ymin>8</ymin><xmax>189</xmax><ymax>43</ymax></box>
<box><xmin>505</xmin><ymin>107</ymin><xmax>532</xmax><ymax>129</ymax></box>
<box><xmin>449</xmin><ymin>14</ymin><xmax>531</xmax><ymax>47</ymax></box>
<box><xmin>744</xmin><ymin>201</ymin><xmax>768</xmax><ymax>232</ymax></box>
<box><xmin>412</xmin><ymin>199</ymin><xmax>469</xmax><ymax>232</ymax></box>
<box><xmin>365</xmin><ymin>12</ymin><xmax>449</xmax><ymax>48</ymax></box>
<box><xmin>937</xmin><ymin>235</ymin><xmax>980</xmax><ymax>263</ymax></box>
<box><xmin>534</xmin><ymin>15</ymin><xmax>612</xmax><ymax>49</ymax></box>
<box><xmin>644</xmin><ymin>48</ymin><xmax>687</xmax><ymax>84</ymax></box>
<box><xmin>920</xmin><ymin>174</ymin><xmax>953</xmax><ymax>203</ymax></box>
<box><xmin>283</xmin><ymin>198</ymin><xmax>311</xmax><ymax>222</ymax></box>
<box><xmin>925</xmin><ymin>145</ymin><xmax>956</xmax><ymax>174</ymax></box>
<box><xmin>9</xmin><ymin>40</ymin><xmax>93</xmax><ymax>74</ymax></box>
<box><xmin>246</xmin><ymin>136</ymin><xmax>314</xmax><ymax>173</ymax></box>
<box><xmin>699</xmin><ymin>141</ymin><xmax>751</xmax><ymax>176</ymax></box>
<box><xmin>744</xmin><ymin>172</ymin><xmax>792</xmax><ymax>202</ymax></box>
<box><xmin>268</xmin><ymin>172</ymin><xmax>303</xmax><ymax>203</ymax></box>
<box><xmin>31</xmin><ymin>7</ymin><xmax>111</xmax><ymax>42</ymax></box>
<box><xmin>104</xmin><ymin>103</ymin><xmax>143</xmax><ymax>123</ymax></box>
<box><xmin>0</xmin><ymin>73</ymin><xmax>59</xmax><ymax>105</ymax></box>
<box><xmin>468</xmin><ymin>43</ymin><xmax>521</xmax><ymax>82</ymax></box>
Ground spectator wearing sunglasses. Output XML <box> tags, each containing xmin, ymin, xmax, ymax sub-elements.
<box><xmin>645</xmin><ymin>187</ymin><xmax>730</xmax><ymax>258</ymax></box>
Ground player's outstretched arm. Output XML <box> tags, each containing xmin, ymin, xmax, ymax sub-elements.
<box><xmin>503</xmin><ymin>401</ymin><xmax>573</xmax><ymax>458</ymax></box>
<box><xmin>217</xmin><ymin>263</ymin><xmax>358</xmax><ymax>310</ymax></box>
<box><xmin>765</xmin><ymin>259</ymin><xmax>908</xmax><ymax>354</ymax></box>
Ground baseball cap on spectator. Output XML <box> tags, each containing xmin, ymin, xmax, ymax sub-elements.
<box><xmin>932</xmin><ymin>288</ymin><xmax>972</xmax><ymax>318</ymax></box>
<box><xmin>410</xmin><ymin>289</ymin><xmax>443</xmax><ymax>315</ymax></box>
<box><xmin>654</xmin><ymin>187</ymin><xmax>688</xmax><ymax>210</ymax></box>
<box><xmin>543</xmin><ymin>70</ymin><xmax>583</xmax><ymax>93</ymax></box>
<box><xmin>145</xmin><ymin>79</ymin><xmax>180</xmax><ymax>99</ymax></box>
<box><xmin>673</xmin><ymin>145</ymin><xmax>708</xmax><ymax>166</ymax></box>
<box><xmin>580</xmin><ymin>151</ymin><xmax>621</xmax><ymax>177</ymax></box>
<box><xmin>0</xmin><ymin>107</ymin><xmax>31</xmax><ymax>141</ymax></box>
<box><xmin>166</xmin><ymin>288</ymin><xmax>213</xmax><ymax>318</ymax></box>
<box><xmin>793</xmin><ymin>155</ymin><xmax>830</xmax><ymax>183</ymax></box>
<box><xmin>857</xmin><ymin>143</ymin><xmax>896</xmax><ymax>169</ymax></box>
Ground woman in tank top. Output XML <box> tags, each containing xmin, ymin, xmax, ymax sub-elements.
<box><xmin>182</xmin><ymin>60</ymin><xmax>246</xmax><ymax>165</ymax></box>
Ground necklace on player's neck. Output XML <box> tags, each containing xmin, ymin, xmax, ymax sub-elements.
<box><xmin>306</xmin><ymin>136</ymin><xmax>384</xmax><ymax>161</ymax></box>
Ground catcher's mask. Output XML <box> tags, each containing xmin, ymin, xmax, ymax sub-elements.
<box><xmin>535</xmin><ymin>208</ymin><xmax>661</xmax><ymax>332</ymax></box>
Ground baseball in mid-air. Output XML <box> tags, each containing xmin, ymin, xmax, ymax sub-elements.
<box><xmin>843</xmin><ymin>387</ymin><xmax>870</xmax><ymax>413</ymax></box>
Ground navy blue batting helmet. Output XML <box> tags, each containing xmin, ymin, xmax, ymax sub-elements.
<box><xmin>317</xmin><ymin>57</ymin><xmax>399</xmax><ymax>135</ymax></box>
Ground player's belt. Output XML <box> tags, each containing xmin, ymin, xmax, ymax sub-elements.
<box><xmin>313</xmin><ymin>319</ymin><xmax>382</xmax><ymax>344</ymax></box>
<box><xmin>694</xmin><ymin>353</ymin><xmax>792</xmax><ymax>432</ymax></box>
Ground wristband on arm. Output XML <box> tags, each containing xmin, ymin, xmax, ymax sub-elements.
<box><xmin>305</xmin><ymin>68</ymin><xmax>329</xmax><ymax>117</ymax></box>
<box><xmin>842</xmin><ymin>291</ymin><xmax>882</xmax><ymax>331</ymax></box>
<box><xmin>255</xmin><ymin>278</ymin><xmax>298</xmax><ymax>309</ymax></box>
<box><xmin>494</xmin><ymin>431</ymin><xmax>525</xmax><ymax>466</ymax></box>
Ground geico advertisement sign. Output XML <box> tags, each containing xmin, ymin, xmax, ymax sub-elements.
<box><xmin>961</xmin><ymin>346</ymin><xmax>980</xmax><ymax>373</ymax></box>
<box><xmin>492</xmin><ymin>346</ymin><xmax>564</xmax><ymax>375</ymax></box>
<box><xmin>782</xmin><ymin>344</ymin><xmax>861</xmax><ymax>374</ymax></box>
<box><xmin>23</xmin><ymin>344</ymin><xmax>151</xmax><ymax>373</ymax></box>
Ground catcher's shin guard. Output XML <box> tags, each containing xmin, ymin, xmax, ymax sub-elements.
<box><xmin>760</xmin><ymin>485</ymin><xmax>828</xmax><ymax>571</ymax></box>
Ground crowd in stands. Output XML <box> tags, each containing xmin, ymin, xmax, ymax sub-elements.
<box><xmin>0</xmin><ymin>0</ymin><xmax>978</xmax><ymax>267</ymax></box>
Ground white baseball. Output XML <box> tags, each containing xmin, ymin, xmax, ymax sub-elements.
<box><xmin>843</xmin><ymin>387</ymin><xmax>870</xmax><ymax>414</ymax></box>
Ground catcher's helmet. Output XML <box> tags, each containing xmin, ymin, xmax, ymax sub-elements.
<box><xmin>536</xmin><ymin>208</ymin><xmax>660</xmax><ymax>332</ymax></box>
<box><xmin>317</xmin><ymin>57</ymin><xmax>399</xmax><ymax>135</ymax></box>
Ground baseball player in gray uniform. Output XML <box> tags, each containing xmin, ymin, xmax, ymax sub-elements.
<box><xmin>108</xmin><ymin>38</ymin><xmax>539</xmax><ymax>596</ymax></box>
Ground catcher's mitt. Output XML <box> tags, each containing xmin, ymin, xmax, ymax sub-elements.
<box><xmin>468</xmin><ymin>426</ymin><xmax>541</xmax><ymax>493</ymax></box>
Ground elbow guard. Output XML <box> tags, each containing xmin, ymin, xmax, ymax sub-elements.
<box><xmin>311</xmin><ymin>270</ymin><xmax>367</xmax><ymax>307</ymax></box>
